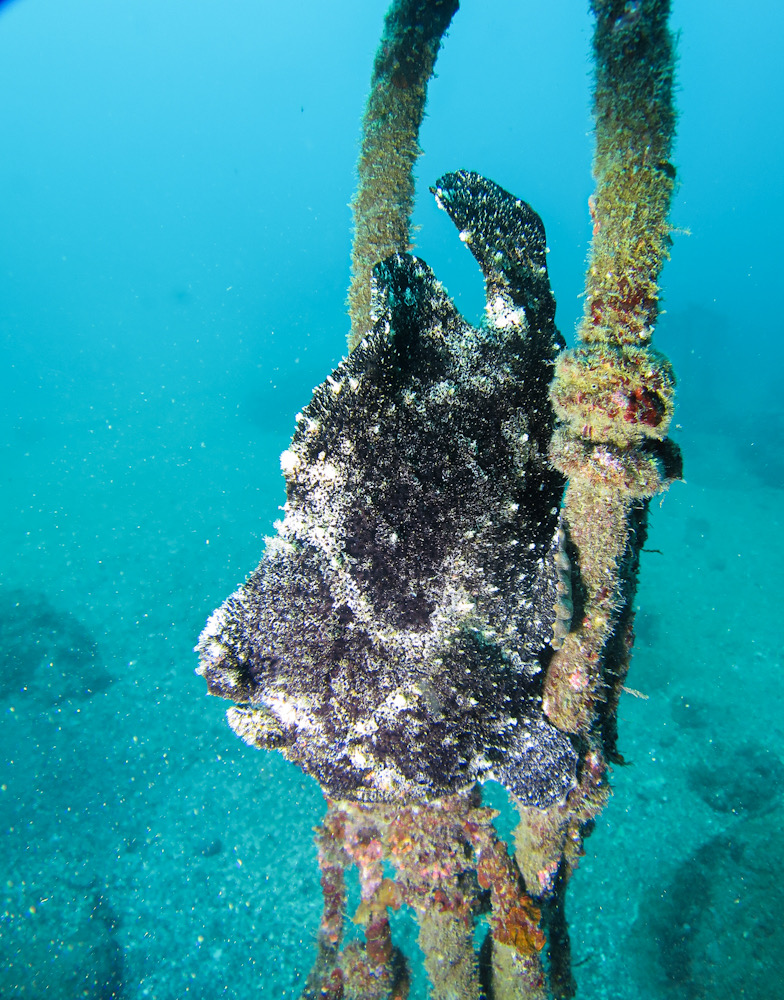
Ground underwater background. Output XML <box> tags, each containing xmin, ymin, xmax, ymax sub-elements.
<box><xmin>1</xmin><ymin>0</ymin><xmax>782</xmax><ymax>997</ymax></box>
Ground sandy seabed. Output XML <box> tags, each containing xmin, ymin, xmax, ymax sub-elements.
<box><xmin>2</xmin><ymin>384</ymin><xmax>782</xmax><ymax>999</ymax></box>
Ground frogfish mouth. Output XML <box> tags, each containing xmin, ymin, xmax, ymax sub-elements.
<box><xmin>197</xmin><ymin>170</ymin><xmax>579</xmax><ymax>807</ymax></box>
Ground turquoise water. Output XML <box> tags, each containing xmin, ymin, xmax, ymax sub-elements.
<box><xmin>1</xmin><ymin>1</ymin><xmax>782</xmax><ymax>997</ymax></box>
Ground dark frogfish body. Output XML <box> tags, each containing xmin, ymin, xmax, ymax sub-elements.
<box><xmin>197</xmin><ymin>171</ymin><xmax>578</xmax><ymax>806</ymax></box>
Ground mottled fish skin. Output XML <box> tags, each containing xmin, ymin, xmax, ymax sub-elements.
<box><xmin>431</xmin><ymin>170</ymin><xmax>563</xmax><ymax>346</ymax></box>
<box><xmin>197</xmin><ymin>170</ymin><xmax>578</xmax><ymax>806</ymax></box>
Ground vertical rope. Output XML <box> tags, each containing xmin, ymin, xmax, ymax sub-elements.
<box><xmin>347</xmin><ymin>0</ymin><xmax>459</xmax><ymax>351</ymax></box>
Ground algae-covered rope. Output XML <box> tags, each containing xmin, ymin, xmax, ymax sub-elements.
<box><xmin>348</xmin><ymin>0</ymin><xmax>459</xmax><ymax>351</ymax></box>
